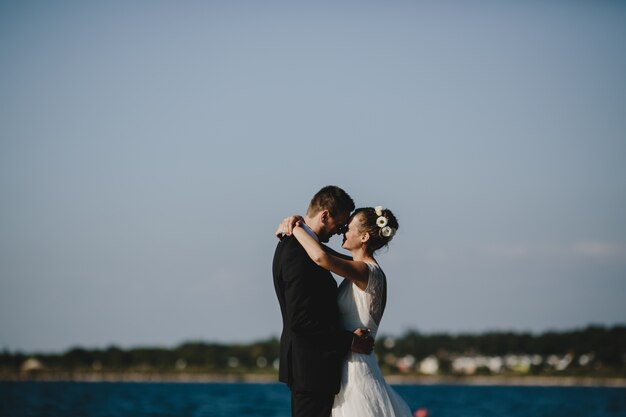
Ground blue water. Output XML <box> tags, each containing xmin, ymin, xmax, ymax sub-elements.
<box><xmin>1</xmin><ymin>382</ymin><xmax>625</xmax><ymax>417</ymax></box>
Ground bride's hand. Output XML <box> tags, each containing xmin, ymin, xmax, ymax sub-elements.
<box><xmin>275</xmin><ymin>215</ymin><xmax>305</xmax><ymax>238</ymax></box>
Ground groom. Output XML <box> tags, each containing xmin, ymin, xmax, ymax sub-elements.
<box><xmin>272</xmin><ymin>185</ymin><xmax>373</xmax><ymax>417</ymax></box>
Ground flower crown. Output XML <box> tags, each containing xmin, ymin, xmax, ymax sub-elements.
<box><xmin>374</xmin><ymin>206</ymin><xmax>396</xmax><ymax>238</ymax></box>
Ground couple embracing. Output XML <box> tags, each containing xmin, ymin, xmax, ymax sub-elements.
<box><xmin>272</xmin><ymin>185</ymin><xmax>413</xmax><ymax>417</ymax></box>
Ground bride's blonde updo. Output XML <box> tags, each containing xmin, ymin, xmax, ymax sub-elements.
<box><xmin>353</xmin><ymin>206</ymin><xmax>399</xmax><ymax>253</ymax></box>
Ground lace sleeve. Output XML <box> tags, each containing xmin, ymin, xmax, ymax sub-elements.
<box><xmin>365</xmin><ymin>263</ymin><xmax>387</xmax><ymax>326</ymax></box>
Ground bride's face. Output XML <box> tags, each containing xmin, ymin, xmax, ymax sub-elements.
<box><xmin>341</xmin><ymin>214</ymin><xmax>365</xmax><ymax>251</ymax></box>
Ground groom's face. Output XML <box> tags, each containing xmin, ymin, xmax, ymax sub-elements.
<box><xmin>319</xmin><ymin>209</ymin><xmax>350</xmax><ymax>243</ymax></box>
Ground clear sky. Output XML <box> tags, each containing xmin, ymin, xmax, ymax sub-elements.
<box><xmin>1</xmin><ymin>1</ymin><xmax>625</xmax><ymax>353</ymax></box>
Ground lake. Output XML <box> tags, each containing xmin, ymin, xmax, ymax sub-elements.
<box><xmin>1</xmin><ymin>381</ymin><xmax>625</xmax><ymax>417</ymax></box>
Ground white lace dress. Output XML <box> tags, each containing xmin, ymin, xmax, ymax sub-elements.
<box><xmin>332</xmin><ymin>262</ymin><xmax>413</xmax><ymax>417</ymax></box>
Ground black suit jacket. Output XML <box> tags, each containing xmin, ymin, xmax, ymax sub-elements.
<box><xmin>273</xmin><ymin>235</ymin><xmax>353</xmax><ymax>394</ymax></box>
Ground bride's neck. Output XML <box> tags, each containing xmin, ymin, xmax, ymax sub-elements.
<box><xmin>351</xmin><ymin>247</ymin><xmax>375</xmax><ymax>263</ymax></box>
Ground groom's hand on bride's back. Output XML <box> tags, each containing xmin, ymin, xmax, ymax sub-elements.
<box><xmin>351</xmin><ymin>328</ymin><xmax>374</xmax><ymax>354</ymax></box>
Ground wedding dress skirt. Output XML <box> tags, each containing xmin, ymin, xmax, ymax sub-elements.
<box><xmin>332</xmin><ymin>263</ymin><xmax>413</xmax><ymax>417</ymax></box>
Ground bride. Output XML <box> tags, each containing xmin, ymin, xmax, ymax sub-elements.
<box><xmin>278</xmin><ymin>206</ymin><xmax>413</xmax><ymax>417</ymax></box>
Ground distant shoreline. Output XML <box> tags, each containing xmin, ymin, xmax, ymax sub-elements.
<box><xmin>2</xmin><ymin>373</ymin><xmax>625</xmax><ymax>387</ymax></box>
<box><xmin>385</xmin><ymin>375</ymin><xmax>626</xmax><ymax>388</ymax></box>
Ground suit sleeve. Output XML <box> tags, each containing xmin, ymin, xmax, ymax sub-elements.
<box><xmin>282</xmin><ymin>239</ymin><xmax>353</xmax><ymax>353</ymax></box>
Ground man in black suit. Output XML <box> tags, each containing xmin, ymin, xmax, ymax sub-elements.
<box><xmin>273</xmin><ymin>185</ymin><xmax>374</xmax><ymax>417</ymax></box>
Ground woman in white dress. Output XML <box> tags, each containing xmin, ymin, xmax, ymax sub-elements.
<box><xmin>279</xmin><ymin>206</ymin><xmax>413</xmax><ymax>417</ymax></box>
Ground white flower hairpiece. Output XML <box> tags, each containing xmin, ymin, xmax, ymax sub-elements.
<box><xmin>374</xmin><ymin>205</ymin><xmax>396</xmax><ymax>239</ymax></box>
<box><xmin>376</xmin><ymin>216</ymin><xmax>388</xmax><ymax>228</ymax></box>
<box><xmin>381</xmin><ymin>226</ymin><xmax>395</xmax><ymax>238</ymax></box>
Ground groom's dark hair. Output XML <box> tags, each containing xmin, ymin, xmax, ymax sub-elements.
<box><xmin>307</xmin><ymin>185</ymin><xmax>355</xmax><ymax>217</ymax></box>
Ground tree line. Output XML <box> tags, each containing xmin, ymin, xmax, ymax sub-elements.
<box><xmin>1</xmin><ymin>325</ymin><xmax>624</xmax><ymax>377</ymax></box>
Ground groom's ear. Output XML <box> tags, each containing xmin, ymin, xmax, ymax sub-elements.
<box><xmin>320</xmin><ymin>210</ymin><xmax>330</xmax><ymax>223</ymax></box>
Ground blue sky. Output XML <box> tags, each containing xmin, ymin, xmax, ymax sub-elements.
<box><xmin>1</xmin><ymin>1</ymin><xmax>625</xmax><ymax>352</ymax></box>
